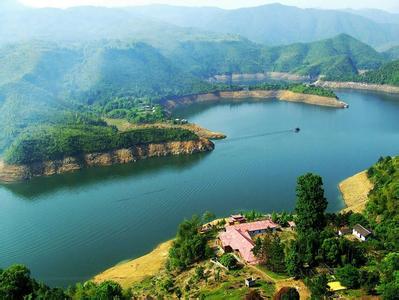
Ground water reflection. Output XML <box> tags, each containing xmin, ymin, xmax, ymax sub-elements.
<box><xmin>2</xmin><ymin>152</ymin><xmax>210</xmax><ymax>199</ymax></box>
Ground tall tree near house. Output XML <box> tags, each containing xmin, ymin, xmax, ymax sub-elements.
<box><xmin>295</xmin><ymin>173</ymin><xmax>328</xmax><ymax>234</ymax></box>
<box><xmin>293</xmin><ymin>173</ymin><xmax>328</xmax><ymax>267</ymax></box>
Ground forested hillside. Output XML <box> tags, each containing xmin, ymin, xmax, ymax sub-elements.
<box><xmin>0</xmin><ymin>33</ymin><xmax>389</xmax><ymax>155</ymax></box>
<box><xmin>355</xmin><ymin>60</ymin><xmax>399</xmax><ymax>86</ymax></box>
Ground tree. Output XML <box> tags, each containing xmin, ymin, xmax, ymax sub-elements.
<box><xmin>94</xmin><ymin>281</ymin><xmax>123</xmax><ymax>299</ymax></box>
<box><xmin>168</xmin><ymin>215</ymin><xmax>211</xmax><ymax>270</ymax></box>
<box><xmin>0</xmin><ymin>264</ymin><xmax>33</xmax><ymax>299</ymax></box>
<box><xmin>305</xmin><ymin>274</ymin><xmax>328</xmax><ymax>300</ymax></box>
<box><xmin>336</xmin><ymin>264</ymin><xmax>360</xmax><ymax>288</ymax></box>
<box><xmin>219</xmin><ymin>254</ymin><xmax>237</xmax><ymax>270</ymax></box>
<box><xmin>202</xmin><ymin>211</ymin><xmax>216</xmax><ymax>224</ymax></box>
<box><xmin>320</xmin><ymin>238</ymin><xmax>340</xmax><ymax>266</ymax></box>
<box><xmin>295</xmin><ymin>173</ymin><xmax>328</xmax><ymax>234</ymax></box>
<box><xmin>359</xmin><ymin>269</ymin><xmax>380</xmax><ymax>294</ymax></box>
<box><xmin>252</xmin><ymin>234</ymin><xmax>285</xmax><ymax>273</ymax></box>
<box><xmin>285</xmin><ymin>241</ymin><xmax>302</xmax><ymax>278</ymax></box>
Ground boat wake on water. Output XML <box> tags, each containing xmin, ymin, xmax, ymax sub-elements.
<box><xmin>219</xmin><ymin>128</ymin><xmax>300</xmax><ymax>143</ymax></box>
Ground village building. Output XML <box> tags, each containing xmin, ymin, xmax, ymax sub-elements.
<box><xmin>218</xmin><ymin>219</ymin><xmax>279</xmax><ymax>264</ymax></box>
<box><xmin>228</xmin><ymin>214</ymin><xmax>247</xmax><ymax>225</ymax></box>
<box><xmin>352</xmin><ymin>224</ymin><xmax>372</xmax><ymax>241</ymax></box>
<box><xmin>338</xmin><ymin>227</ymin><xmax>352</xmax><ymax>236</ymax></box>
<box><xmin>288</xmin><ymin>221</ymin><xmax>296</xmax><ymax>230</ymax></box>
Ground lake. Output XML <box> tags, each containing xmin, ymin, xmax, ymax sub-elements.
<box><xmin>1</xmin><ymin>90</ymin><xmax>399</xmax><ymax>287</ymax></box>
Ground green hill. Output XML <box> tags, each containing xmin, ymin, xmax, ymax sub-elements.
<box><xmin>0</xmin><ymin>34</ymin><xmax>388</xmax><ymax>157</ymax></box>
<box><xmin>356</xmin><ymin>60</ymin><xmax>399</xmax><ymax>86</ymax></box>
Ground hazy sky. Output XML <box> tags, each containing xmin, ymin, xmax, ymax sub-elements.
<box><xmin>18</xmin><ymin>0</ymin><xmax>399</xmax><ymax>12</ymax></box>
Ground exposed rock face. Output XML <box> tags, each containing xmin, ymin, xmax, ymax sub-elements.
<box><xmin>316</xmin><ymin>81</ymin><xmax>399</xmax><ymax>94</ymax></box>
<box><xmin>163</xmin><ymin>90</ymin><xmax>347</xmax><ymax>110</ymax></box>
<box><xmin>0</xmin><ymin>139</ymin><xmax>214</xmax><ymax>182</ymax></box>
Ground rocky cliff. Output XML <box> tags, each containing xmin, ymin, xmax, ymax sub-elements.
<box><xmin>0</xmin><ymin>139</ymin><xmax>214</xmax><ymax>182</ymax></box>
<box><xmin>163</xmin><ymin>90</ymin><xmax>347</xmax><ymax>110</ymax></box>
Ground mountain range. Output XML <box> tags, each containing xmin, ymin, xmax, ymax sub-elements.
<box><xmin>1</xmin><ymin>3</ymin><xmax>399</xmax><ymax>49</ymax></box>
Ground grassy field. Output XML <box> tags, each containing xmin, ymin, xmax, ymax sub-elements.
<box><xmin>339</xmin><ymin>171</ymin><xmax>374</xmax><ymax>213</ymax></box>
<box><xmin>93</xmin><ymin>240</ymin><xmax>172</xmax><ymax>289</ymax></box>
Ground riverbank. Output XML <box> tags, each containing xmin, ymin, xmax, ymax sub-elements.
<box><xmin>339</xmin><ymin>171</ymin><xmax>374</xmax><ymax>213</ymax></box>
<box><xmin>162</xmin><ymin>90</ymin><xmax>348</xmax><ymax>110</ymax></box>
<box><xmin>0</xmin><ymin>138</ymin><xmax>214</xmax><ymax>182</ymax></box>
<box><xmin>93</xmin><ymin>240</ymin><xmax>172</xmax><ymax>289</ymax></box>
<box><xmin>316</xmin><ymin>81</ymin><xmax>399</xmax><ymax>94</ymax></box>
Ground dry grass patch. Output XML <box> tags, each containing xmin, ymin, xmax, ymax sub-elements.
<box><xmin>93</xmin><ymin>240</ymin><xmax>172</xmax><ymax>289</ymax></box>
<box><xmin>339</xmin><ymin>171</ymin><xmax>374</xmax><ymax>213</ymax></box>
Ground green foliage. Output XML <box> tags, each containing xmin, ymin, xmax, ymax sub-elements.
<box><xmin>356</xmin><ymin>60</ymin><xmax>399</xmax><ymax>86</ymax></box>
<box><xmin>336</xmin><ymin>264</ymin><xmax>360</xmax><ymax>289</ymax></box>
<box><xmin>219</xmin><ymin>254</ymin><xmax>237</xmax><ymax>270</ymax></box>
<box><xmin>295</xmin><ymin>173</ymin><xmax>328</xmax><ymax>234</ymax></box>
<box><xmin>4</xmin><ymin>125</ymin><xmax>198</xmax><ymax>164</ymax></box>
<box><xmin>249</xmin><ymin>82</ymin><xmax>337</xmax><ymax>98</ymax></box>
<box><xmin>94</xmin><ymin>281</ymin><xmax>123</xmax><ymax>299</ymax></box>
<box><xmin>0</xmin><ymin>264</ymin><xmax>82</xmax><ymax>300</ymax></box>
<box><xmin>0</xmin><ymin>265</ymin><xmax>33</xmax><ymax>299</ymax></box>
<box><xmin>288</xmin><ymin>84</ymin><xmax>336</xmax><ymax>98</ymax></box>
<box><xmin>366</xmin><ymin>156</ymin><xmax>399</xmax><ymax>251</ymax></box>
<box><xmin>305</xmin><ymin>274</ymin><xmax>328</xmax><ymax>300</ymax></box>
<box><xmin>319</xmin><ymin>238</ymin><xmax>365</xmax><ymax>267</ymax></box>
<box><xmin>242</xmin><ymin>210</ymin><xmax>264</xmax><ymax>221</ymax></box>
<box><xmin>168</xmin><ymin>215</ymin><xmax>211</xmax><ymax>270</ymax></box>
<box><xmin>285</xmin><ymin>241</ymin><xmax>302</xmax><ymax>278</ymax></box>
<box><xmin>253</xmin><ymin>234</ymin><xmax>286</xmax><ymax>273</ymax></box>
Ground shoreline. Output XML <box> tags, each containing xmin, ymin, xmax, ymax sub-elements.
<box><xmin>0</xmin><ymin>138</ymin><xmax>214</xmax><ymax>183</ymax></box>
<box><xmin>316</xmin><ymin>81</ymin><xmax>399</xmax><ymax>94</ymax></box>
<box><xmin>162</xmin><ymin>90</ymin><xmax>348</xmax><ymax>110</ymax></box>
<box><xmin>95</xmin><ymin>171</ymin><xmax>376</xmax><ymax>287</ymax></box>
<box><xmin>93</xmin><ymin>240</ymin><xmax>173</xmax><ymax>289</ymax></box>
<box><xmin>338</xmin><ymin>170</ymin><xmax>374</xmax><ymax>213</ymax></box>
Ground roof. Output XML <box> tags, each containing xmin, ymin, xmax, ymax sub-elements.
<box><xmin>218</xmin><ymin>220</ymin><xmax>279</xmax><ymax>264</ymax></box>
<box><xmin>288</xmin><ymin>221</ymin><xmax>296</xmax><ymax>227</ymax></box>
<box><xmin>230</xmin><ymin>219</ymin><xmax>279</xmax><ymax>233</ymax></box>
<box><xmin>339</xmin><ymin>227</ymin><xmax>352</xmax><ymax>234</ymax></box>
<box><xmin>230</xmin><ymin>214</ymin><xmax>246</xmax><ymax>220</ymax></box>
<box><xmin>353</xmin><ymin>224</ymin><xmax>371</xmax><ymax>237</ymax></box>
<box><xmin>328</xmin><ymin>281</ymin><xmax>347</xmax><ymax>291</ymax></box>
<box><xmin>219</xmin><ymin>227</ymin><xmax>258</xmax><ymax>264</ymax></box>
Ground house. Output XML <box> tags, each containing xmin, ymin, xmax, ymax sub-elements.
<box><xmin>228</xmin><ymin>214</ymin><xmax>247</xmax><ymax>225</ymax></box>
<box><xmin>245</xmin><ymin>277</ymin><xmax>256</xmax><ymax>287</ymax></box>
<box><xmin>338</xmin><ymin>227</ymin><xmax>352</xmax><ymax>236</ymax></box>
<box><xmin>352</xmin><ymin>224</ymin><xmax>372</xmax><ymax>241</ymax></box>
<box><xmin>288</xmin><ymin>221</ymin><xmax>296</xmax><ymax>230</ymax></box>
<box><xmin>218</xmin><ymin>219</ymin><xmax>279</xmax><ymax>264</ymax></box>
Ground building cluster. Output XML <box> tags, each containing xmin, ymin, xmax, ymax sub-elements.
<box><xmin>218</xmin><ymin>214</ymin><xmax>281</xmax><ymax>264</ymax></box>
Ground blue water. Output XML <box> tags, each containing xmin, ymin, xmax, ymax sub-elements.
<box><xmin>1</xmin><ymin>90</ymin><xmax>398</xmax><ymax>287</ymax></box>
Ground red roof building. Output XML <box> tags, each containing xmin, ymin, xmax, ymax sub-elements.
<box><xmin>218</xmin><ymin>219</ymin><xmax>279</xmax><ymax>264</ymax></box>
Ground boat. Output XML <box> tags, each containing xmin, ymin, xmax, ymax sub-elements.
<box><xmin>294</xmin><ymin>128</ymin><xmax>301</xmax><ymax>133</ymax></box>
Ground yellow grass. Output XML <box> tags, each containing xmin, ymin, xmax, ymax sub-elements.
<box><xmin>93</xmin><ymin>240</ymin><xmax>172</xmax><ymax>289</ymax></box>
<box><xmin>339</xmin><ymin>171</ymin><xmax>374</xmax><ymax>213</ymax></box>
<box><xmin>328</xmin><ymin>281</ymin><xmax>347</xmax><ymax>291</ymax></box>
